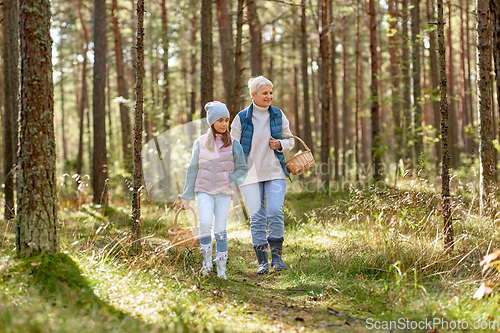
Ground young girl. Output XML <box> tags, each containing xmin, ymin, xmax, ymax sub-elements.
<box><xmin>181</xmin><ymin>101</ymin><xmax>248</xmax><ymax>279</ymax></box>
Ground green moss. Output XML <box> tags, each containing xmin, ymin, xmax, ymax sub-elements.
<box><xmin>13</xmin><ymin>253</ymin><xmax>122</xmax><ymax>316</ymax></box>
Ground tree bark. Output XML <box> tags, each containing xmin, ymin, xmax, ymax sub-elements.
<box><xmin>216</xmin><ymin>0</ymin><xmax>236</xmax><ymax>116</ymax></box>
<box><xmin>77</xmin><ymin>1</ymin><xmax>89</xmax><ymax>178</ymax></box>
<box><xmin>132</xmin><ymin>0</ymin><xmax>145</xmax><ymax>252</ymax></box>
<box><xmin>437</xmin><ymin>0</ymin><xmax>453</xmax><ymax>251</ymax></box>
<box><xmin>355</xmin><ymin>0</ymin><xmax>361</xmax><ymax>181</ymax></box>
<box><xmin>466</xmin><ymin>0</ymin><xmax>475</xmax><ymax>135</ymax></box>
<box><xmin>447</xmin><ymin>1</ymin><xmax>458</xmax><ymax>168</ymax></box>
<box><xmin>3</xmin><ymin>0</ymin><xmax>19</xmax><ymax>221</ymax></box>
<box><xmin>389</xmin><ymin>0</ymin><xmax>402</xmax><ymax>165</ymax></box>
<box><xmin>427</xmin><ymin>0</ymin><xmax>441</xmax><ymax>167</ymax></box>
<box><xmin>329</xmin><ymin>0</ymin><xmax>340</xmax><ymax>182</ymax></box>
<box><xmin>190</xmin><ymin>6</ymin><xmax>198</xmax><ymax>121</ymax></box>
<box><xmin>402</xmin><ymin>0</ymin><xmax>412</xmax><ymax>166</ymax></box>
<box><xmin>200</xmin><ymin>0</ymin><xmax>213</xmax><ymax>113</ymax></box>
<box><xmin>234</xmin><ymin>0</ymin><xmax>245</xmax><ymax>113</ymax></box>
<box><xmin>477</xmin><ymin>0</ymin><xmax>496</xmax><ymax>214</ymax></box>
<box><xmin>247</xmin><ymin>0</ymin><xmax>262</xmax><ymax>76</ymax></box>
<box><xmin>368</xmin><ymin>0</ymin><xmax>382</xmax><ymax>181</ymax></box>
<box><xmin>460</xmin><ymin>0</ymin><xmax>473</xmax><ymax>154</ymax></box>
<box><xmin>161</xmin><ymin>0</ymin><xmax>171</xmax><ymax>131</ymax></box>
<box><xmin>92</xmin><ymin>0</ymin><xmax>108</xmax><ymax>205</ymax></box>
<box><xmin>18</xmin><ymin>0</ymin><xmax>58</xmax><ymax>256</ymax></box>
<box><xmin>60</xmin><ymin>54</ymin><xmax>68</xmax><ymax>166</ymax></box>
<box><xmin>269</xmin><ymin>23</ymin><xmax>276</xmax><ymax>81</ymax></box>
<box><xmin>341</xmin><ymin>15</ymin><xmax>351</xmax><ymax>179</ymax></box>
<box><xmin>301</xmin><ymin>0</ymin><xmax>314</xmax><ymax>156</ymax></box>
<box><xmin>491</xmin><ymin>0</ymin><xmax>500</xmax><ymax>156</ymax></box>
<box><xmin>319</xmin><ymin>0</ymin><xmax>331</xmax><ymax>184</ymax></box>
<box><xmin>111</xmin><ymin>0</ymin><xmax>133</xmax><ymax>174</ymax></box>
<box><xmin>412</xmin><ymin>0</ymin><xmax>423</xmax><ymax>162</ymax></box>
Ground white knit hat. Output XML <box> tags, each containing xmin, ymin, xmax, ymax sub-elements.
<box><xmin>205</xmin><ymin>101</ymin><xmax>230</xmax><ymax>126</ymax></box>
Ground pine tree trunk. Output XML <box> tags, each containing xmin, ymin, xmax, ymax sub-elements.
<box><xmin>77</xmin><ymin>1</ymin><xmax>89</xmax><ymax>178</ymax></box>
<box><xmin>359</xmin><ymin>57</ymin><xmax>369</xmax><ymax>168</ymax></box>
<box><xmin>301</xmin><ymin>0</ymin><xmax>314</xmax><ymax>156</ymax></box>
<box><xmin>341</xmin><ymin>15</ymin><xmax>351</xmax><ymax>179</ymax></box>
<box><xmin>310</xmin><ymin>46</ymin><xmax>318</xmax><ymax>137</ymax></box>
<box><xmin>402</xmin><ymin>0</ymin><xmax>412</xmax><ymax>166</ymax></box>
<box><xmin>427</xmin><ymin>0</ymin><xmax>441</xmax><ymax>167</ymax></box>
<box><xmin>247</xmin><ymin>0</ymin><xmax>262</xmax><ymax>76</ymax></box>
<box><xmin>437</xmin><ymin>0</ymin><xmax>453</xmax><ymax>251</ymax></box>
<box><xmin>18</xmin><ymin>0</ymin><xmax>58</xmax><ymax>256</ymax></box>
<box><xmin>389</xmin><ymin>0</ymin><xmax>402</xmax><ymax>165</ymax></box>
<box><xmin>355</xmin><ymin>0</ymin><xmax>361</xmax><ymax>181</ymax></box>
<box><xmin>477</xmin><ymin>0</ymin><xmax>496</xmax><ymax>214</ymax></box>
<box><xmin>3</xmin><ymin>0</ymin><xmax>19</xmax><ymax>221</ymax></box>
<box><xmin>412</xmin><ymin>0</ymin><xmax>423</xmax><ymax>162</ymax></box>
<box><xmin>60</xmin><ymin>57</ymin><xmax>68</xmax><ymax>165</ymax></box>
<box><xmin>446</xmin><ymin>1</ymin><xmax>458</xmax><ymax>168</ymax></box>
<box><xmin>460</xmin><ymin>0</ymin><xmax>472</xmax><ymax>154</ymax></box>
<box><xmin>147</xmin><ymin>63</ymin><xmax>155</xmax><ymax>143</ymax></box>
<box><xmin>92</xmin><ymin>0</ymin><xmax>108</xmax><ymax>205</ymax></box>
<box><xmin>368</xmin><ymin>0</ymin><xmax>382</xmax><ymax>181</ymax></box>
<box><xmin>129</xmin><ymin>0</ymin><xmax>138</xmax><ymax>91</ymax></box>
<box><xmin>491</xmin><ymin>0</ymin><xmax>500</xmax><ymax>150</ymax></box>
<box><xmin>111</xmin><ymin>0</ymin><xmax>133</xmax><ymax>174</ymax></box>
<box><xmin>161</xmin><ymin>0</ymin><xmax>171</xmax><ymax>131</ymax></box>
<box><xmin>106</xmin><ymin>64</ymin><xmax>113</xmax><ymax>155</ymax></box>
<box><xmin>190</xmin><ymin>7</ymin><xmax>198</xmax><ymax>121</ymax></box>
<box><xmin>329</xmin><ymin>0</ymin><xmax>340</xmax><ymax>182</ymax></box>
<box><xmin>132</xmin><ymin>0</ymin><xmax>145</xmax><ymax>251</ymax></box>
<box><xmin>466</xmin><ymin>0</ymin><xmax>475</xmax><ymax>132</ymax></box>
<box><xmin>319</xmin><ymin>0</ymin><xmax>331</xmax><ymax>184</ymax></box>
<box><xmin>234</xmin><ymin>0</ymin><xmax>245</xmax><ymax>113</ymax></box>
<box><xmin>200</xmin><ymin>0</ymin><xmax>213</xmax><ymax>112</ymax></box>
<box><xmin>216</xmin><ymin>0</ymin><xmax>236</xmax><ymax>116</ymax></box>
<box><xmin>269</xmin><ymin>23</ymin><xmax>275</xmax><ymax>81</ymax></box>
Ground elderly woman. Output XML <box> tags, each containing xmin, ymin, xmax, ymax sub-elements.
<box><xmin>231</xmin><ymin>76</ymin><xmax>294</xmax><ymax>274</ymax></box>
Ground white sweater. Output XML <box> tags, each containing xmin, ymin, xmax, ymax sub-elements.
<box><xmin>230</xmin><ymin>103</ymin><xmax>294</xmax><ymax>186</ymax></box>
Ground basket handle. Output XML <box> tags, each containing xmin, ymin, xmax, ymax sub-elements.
<box><xmin>174</xmin><ymin>206</ymin><xmax>199</xmax><ymax>229</ymax></box>
<box><xmin>284</xmin><ymin>135</ymin><xmax>311</xmax><ymax>152</ymax></box>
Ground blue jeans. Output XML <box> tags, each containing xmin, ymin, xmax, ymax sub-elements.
<box><xmin>197</xmin><ymin>192</ymin><xmax>232</xmax><ymax>252</ymax></box>
<box><xmin>240</xmin><ymin>179</ymin><xmax>287</xmax><ymax>246</ymax></box>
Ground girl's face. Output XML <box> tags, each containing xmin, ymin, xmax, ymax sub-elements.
<box><xmin>251</xmin><ymin>84</ymin><xmax>273</xmax><ymax>108</ymax></box>
<box><xmin>213</xmin><ymin>117</ymin><xmax>230</xmax><ymax>134</ymax></box>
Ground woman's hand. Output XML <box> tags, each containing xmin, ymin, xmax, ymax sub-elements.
<box><xmin>269</xmin><ymin>136</ymin><xmax>282</xmax><ymax>150</ymax></box>
<box><xmin>181</xmin><ymin>199</ymin><xmax>191</xmax><ymax>210</ymax></box>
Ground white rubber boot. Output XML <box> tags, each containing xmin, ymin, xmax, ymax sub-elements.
<box><xmin>215</xmin><ymin>251</ymin><xmax>228</xmax><ymax>279</ymax></box>
<box><xmin>200</xmin><ymin>244</ymin><xmax>213</xmax><ymax>275</ymax></box>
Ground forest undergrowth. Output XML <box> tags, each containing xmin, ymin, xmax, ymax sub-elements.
<box><xmin>1</xmin><ymin>174</ymin><xmax>500</xmax><ymax>332</ymax></box>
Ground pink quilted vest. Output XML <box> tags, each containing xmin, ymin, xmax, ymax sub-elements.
<box><xmin>194</xmin><ymin>133</ymin><xmax>235</xmax><ymax>196</ymax></box>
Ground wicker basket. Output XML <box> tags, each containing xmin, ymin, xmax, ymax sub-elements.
<box><xmin>168</xmin><ymin>206</ymin><xmax>200</xmax><ymax>247</ymax></box>
<box><xmin>285</xmin><ymin>136</ymin><xmax>315</xmax><ymax>175</ymax></box>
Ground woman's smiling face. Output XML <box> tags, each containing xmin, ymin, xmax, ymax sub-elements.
<box><xmin>251</xmin><ymin>84</ymin><xmax>273</xmax><ymax>108</ymax></box>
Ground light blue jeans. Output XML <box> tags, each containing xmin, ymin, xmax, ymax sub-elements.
<box><xmin>240</xmin><ymin>179</ymin><xmax>287</xmax><ymax>246</ymax></box>
<box><xmin>197</xmin><ymin>192</ymin><xmax>232</xmax><ymax>252</ymax></box>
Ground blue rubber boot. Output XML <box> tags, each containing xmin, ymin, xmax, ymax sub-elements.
<box><xmin>253</xmin><ymin>244</ymin><xmax>269</xmax><ymax>274</ymax></box>
<box><xmin>268</xmin><ymin>238</ymin><xmax>287</xmax><ymax>271</ymax></box>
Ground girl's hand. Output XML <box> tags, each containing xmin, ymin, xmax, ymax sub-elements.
<box><xmin>181</xmin><ymin>199</ymin><xmax>191</xmax><ymax>209</ymax></box>
<box><xmin>269</xmin><ymin>136</ymin><xmax>282</xmax><ymax>150</ymax></box>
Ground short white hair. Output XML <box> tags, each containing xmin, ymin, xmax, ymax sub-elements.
<box><xmin>248</xmin><ymin>76</ymin><xmax>273</xmax><ymax>94</ymax></box>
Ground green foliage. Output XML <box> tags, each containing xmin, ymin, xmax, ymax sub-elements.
<box><xmin>3</xmin><ymin>179</ymin><xmax>500</xmax><ymax>331</ymax></box>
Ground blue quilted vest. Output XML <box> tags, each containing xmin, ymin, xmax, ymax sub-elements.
<box><xmin>237</xmin><ymin>103</ymin><xmax>291</xmax><ymax>178</ymax></box>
